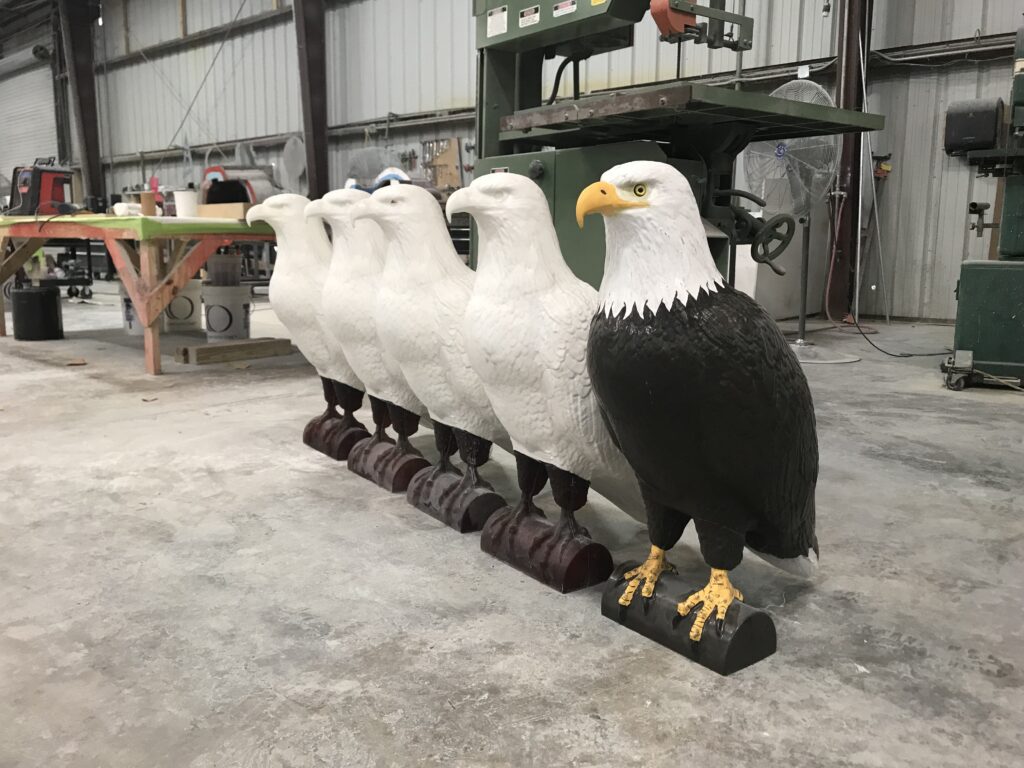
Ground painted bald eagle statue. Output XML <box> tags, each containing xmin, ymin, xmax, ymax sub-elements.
<box><xmin>577</xmin><ymin>161</ymin><xmax>819</xmax><ymax>642</ymax></box>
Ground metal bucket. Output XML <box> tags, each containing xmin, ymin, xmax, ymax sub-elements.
<box><xmin>163</xmin><ymin>279</ymin><xmax>203</xmax><ymax>332</ymax></box>
<box><xmin>203</xmin><ymin>284</ymin><xmax>251</xmax><ymax>341</ymax></box>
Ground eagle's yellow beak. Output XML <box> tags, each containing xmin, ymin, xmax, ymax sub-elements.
<box><xmin>576</xmin><ymin>181</ymin><xmax>647</xmax><ymax>228</ymax></box>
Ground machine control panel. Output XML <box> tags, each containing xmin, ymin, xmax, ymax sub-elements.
<box><xmin>475</xmin><ymin>0</ymin><xmax>648</xmax><ymax>53</ymax></box>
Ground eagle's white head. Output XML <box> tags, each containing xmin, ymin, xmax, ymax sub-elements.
<box><xmin>576</xmin><ymin>161</ymin><xmax>722</xmax><ymax>317</ymax></box>
<box><xmin>353</xmin><ymin>183</ymin><xmax>442</xmax><ymax>236</ymax></box>
<box><xmin>248</xmin><ymin>193</ymin><xmax>330</xmax><ymax>270</ymax></box>
<box><xmin>306</xmin><ymin>189</ymin><xmax>386</xmax><ymax>267</ymax></box>
<box><xmin>447</xmin><ymin>172</ymin><xmax>567</xmax><ymax>278</ymax></box>
<box><xmin>352</xmin><ymin>183</ymin><xmax>459</xmax><ymax>271</ymax></box>
<box><xmin>246</xmin><ymin>193</ymin><xmax>309</xmax><ymax>235</ymax></box>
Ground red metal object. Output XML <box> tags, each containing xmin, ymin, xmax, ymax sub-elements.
<box><xmin>8</xmin><ymin>166</ymin><xmax>73</xmax><ymax>215</ymax></box>
<box><xmin>650</xmin><ymin>0</ymin><xmax>697</xmax><ymax>39</ymax></box>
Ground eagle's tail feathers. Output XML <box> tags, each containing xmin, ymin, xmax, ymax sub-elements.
<box><xmin>748</xmin><ymin>546</ymin><xmax>819</xmax><ymax>580</ymax></box>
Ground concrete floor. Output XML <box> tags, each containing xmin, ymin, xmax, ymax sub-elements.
<box><xmin>1</xmin><ymin>292</ymin><xmax>1022</xmax><ymax>768</ymax></box>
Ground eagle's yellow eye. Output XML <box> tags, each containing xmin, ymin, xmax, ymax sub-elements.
<box><xmin>632</xmin><ymin>183</ymin><xmax>647</xmax><ymax>198</ymax></box>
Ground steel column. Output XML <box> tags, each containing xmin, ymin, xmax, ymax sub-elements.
<box><xmin>56</xmin><ymin>0</ymin><xmax>105</xmax><ymax>206</ymax></box>
<box><xmin>829</xmin><ymin>0</ymin><xmax>872</xmax><ymax>319</ymax></box>
<box><xmin>293</xmin><ymin>0</ymin><xmax>329</xmax><ymax>198</ymax></box>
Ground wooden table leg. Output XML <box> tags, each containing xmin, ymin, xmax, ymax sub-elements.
<box><xmin>140</xmin><ymin>241</ymin><xmax>162</xmax><ymax>375</ymax></box>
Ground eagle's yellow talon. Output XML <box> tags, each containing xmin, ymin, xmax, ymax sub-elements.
<box><xmin>677</xmin><ymin>568</ymin><xmax>743</xmax><ymax>642</ymax></box>
<box><xmin>617</xmin><ymin>545</ymin><xmax>674</xmax><ymax>607</ymax></box>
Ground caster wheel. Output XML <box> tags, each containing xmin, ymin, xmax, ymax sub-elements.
<box><xmin>81</xmin><ymin>287</ymin><xmax>93</xmax><ymax>299</ymax></box>
<box><xmin>67</xmin><ymin>286</ymin><xmax>79</xmax><ymax>298</ymax></box>
<box><xmin>946</xmin><ymin>374</ymin><xmax>967</xmax><ymax>391</ymax></box>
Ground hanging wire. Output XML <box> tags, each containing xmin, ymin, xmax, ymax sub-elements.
<box><xmin>152</xmin><ymin>0</ymin><xmax>249</xmax><ymax>180</ymax></box>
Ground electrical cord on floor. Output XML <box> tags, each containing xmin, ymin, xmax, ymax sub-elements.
<box><xmin>847</xmin><ymin>312</ymin><xmax>951</xmax><ymax>358</ymax></box>
<box><xmin>826</xmin><ymin>191</ymin><xmax>950</xmax><ymax>359</ymax></box>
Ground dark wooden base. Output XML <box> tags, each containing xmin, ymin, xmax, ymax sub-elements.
<box><xmin>303</xmin><ymin>413</ymin><xmax>370</xmax><ymax>461</ymax></box>
<box><xmin>349</xmin><ymin>435</ymin><xmax>431</xmax><ymax>493</ymax></box>
<box><xmin>600</xmin><ymin>563</ymin><xmax>777</xmax><ymax>676</ymax></box>
<box><xmin>479</xmin><ymin>507</ymin><xmax>614</xmax><ymax>593</ymax></box>
<box><xmin>406</xmin><ymin>465</ymin><xmax>507</xmax><ymax>533</ymax></box>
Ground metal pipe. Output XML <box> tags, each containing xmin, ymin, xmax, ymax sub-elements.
<box><xmin>100</xmin><ymin>108</ymin><xmax>478</xmax><ymax>168</ymax></box>
<box><xmin>733</xmin><ymin>0</ymin><xmax>746</xmax><ymax>90</ymax></box>
<box><xmin>829</xmin><ymin>0</ymin><xmax>871</xmax><ymax>320</ymax></box>
<box><xmin>798</xmin><ymin>216</ymin><xmax>811</xmax><ymax>342</ymax></box>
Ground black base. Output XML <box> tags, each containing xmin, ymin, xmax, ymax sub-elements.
<box><xmin>600</xmin><ymin>563</ymin><xmax>777</xmax><ymax>676</ymax></box>
<box><xmin>406</xmin><ymin>466</ymin><xmax>507</xmax><ymax>533</ymax></box>
<box><xmin>480</xmin><ymin>506</ymin><xmax>614</xmax><ymax>593</ymax></box>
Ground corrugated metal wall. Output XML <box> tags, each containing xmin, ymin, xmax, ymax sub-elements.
<box><xmin>325</xmin><ymin>0</ymin><xmax>477</xmax><ymax>122</ymax></box>
<box><xmin>0</xmin><ymin>29</ymin><xmax>58</xmax><ymax>194</ymax></box>
<box><xmin>79</xmin><ymin>0</ymin><xmax>1022</xmax><ymax>319</ymax></box>
<box><xmin>859</xmin><ymin>60</ymin><xmax>1009</xmax><ymax>321</ymax></box>
<box><xmin>871</xmin><ymin>0</ymin><xmax>1021</xmax><ymax>48</ymax></box>
<box><xmin>96</xmin><ymin>1</ymin><xmax>301</xmax><ymax>173</ymax></box>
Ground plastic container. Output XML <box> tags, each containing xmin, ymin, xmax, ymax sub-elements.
<box><xmin>203</xmin><ymin>284</ymin><xmax>251</xmax><ymax>341</ymax></box>
<box><xmin>119</xmin><ymin>284</ymin><xmax>145</xmax><ymax>336</ymax></box>
<box><xmin>173</xmin><ymin>189</ymin><xmax>199</xmax><ymax>218</ymax></box>
<box><xmin>11</xmin><ymin>286</ymin><xmax>63</xmax><ymax>341</ymax></box>
<box><xmin>163</xmin><ymin>279</ymin><xmax>203</xmax><ymax>332</ymax></box>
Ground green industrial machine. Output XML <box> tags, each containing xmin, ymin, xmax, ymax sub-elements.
<box><xmin>472</xmin><ymin>0</ymin><xmax>884</xmax><ymax>287</ymax></box>
<box><xmin>943</xmin><ymin>25</ymin><xmax>1024</xmax><ymax>390</ymax></box>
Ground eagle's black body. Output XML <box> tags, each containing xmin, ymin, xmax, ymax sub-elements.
<box><xmin>587</xmin><ymin>284</ymin><xmax>819</xmax><ymax>570</ymax></box>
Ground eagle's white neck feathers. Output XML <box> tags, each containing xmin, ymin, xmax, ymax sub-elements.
<box><xmin>600</xmin><ymin>214</ymin><xmax>722</xmax><ymax>317</ymax></box>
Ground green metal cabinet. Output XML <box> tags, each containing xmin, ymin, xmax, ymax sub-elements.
<box><xmin>952</xmin><ymin>261</ymin><xmax>1024</xmax><ymax>380</ymax></box>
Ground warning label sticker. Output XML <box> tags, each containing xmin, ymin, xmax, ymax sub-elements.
<box><xmin>487</xmin><ymin>6</ymin><xmax>508</xmax><ymax>37</ymax></box>
<box><xmin>553</xmin><ymin>0</ymin><xmax>577</xmax><ymax>17</ymax></box>
<box><xmin>519</xmin><ymin>5</ymin><xmax>540</xmax><ymax>27</ymax></box>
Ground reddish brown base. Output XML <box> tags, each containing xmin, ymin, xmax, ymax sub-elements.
<box><xmin>349</xmin><ymin>436</ymin><xmax>431</xmax><ymax>493</ymax></box>
<box><xmin>303</xmin><ymin>412</ymin><xmax>370</xmax><ymax>461</ymax></box>
<box><xmin>480</xmin><ymin>505</ymin><xmax>614</xmax><ymax>593</ymax></box>
<box><xmin>406</xmin><ymin>465</ymin><xmax>507</xmax><ymax>533</ymax></box>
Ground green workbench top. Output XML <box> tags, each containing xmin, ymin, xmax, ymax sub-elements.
<box><xmin>0</xmin><ymin>214</ymin><xmax>274</xmax><ymax>239</ymax></box>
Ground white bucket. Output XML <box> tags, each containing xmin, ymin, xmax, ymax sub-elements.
<box><xmin>203</xmin><ymin>284</ymin><xmax>251</xmax><ymax>341</ymax></box>
<box><xmin>173</xmin><ymin>189</ymin><xmax>199</xmax><ymax>218</ymax></box>
<box><xmin>163</xmin><ymin>279</ymin><xmax>202</xmax><ymax>332</ymax></box>
<box><xmin>119</xmin><ymin>284</ymin><xmax>145</xmax><ymax>336</ymax></box>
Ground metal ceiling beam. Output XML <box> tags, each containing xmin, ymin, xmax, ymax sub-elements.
<box><xmin>292</xmin><ymin>0</ymin><xmax>329</xmax><ymax>198</ymax></box>
<box><xmin>57</xmin><ymin>0</ymin><xmax>105</xmax><ymax>204</ymax></box>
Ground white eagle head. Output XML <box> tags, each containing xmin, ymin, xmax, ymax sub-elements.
<box><xmin>246</xmin><ymin>193</ymin><xmax>309</xmax><ymax>232</ymax></box>
<box><xmin>446</xmin><ymin>171</ymin><xmax>548</xmax><ymax>229</ymax></box>
<box><xmin>576</xmin><ymin>160</ymin><xmax>722</xmax><ymax>316</ymax></box>
<box><xmin>352</xmin><ymin>182</ymin><xmax>445</xmax><ymax>239</ymax></box>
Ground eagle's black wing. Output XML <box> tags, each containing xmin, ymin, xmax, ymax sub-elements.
<box><xmin>687</xmin><ymin>286</ymin><xmax>819</xmax><ymax>560</ymax></box>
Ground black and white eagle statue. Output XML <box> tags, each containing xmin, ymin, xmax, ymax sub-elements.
<box><xmin>576</xmin><ymin>161</ymin><xmax>820</xmax><ymax>643</ymax></box>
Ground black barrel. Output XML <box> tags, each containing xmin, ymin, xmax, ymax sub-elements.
<box><xmin>11</xmin><ymin>286</ymin><xmax>64</xmax><ymax>341</ymax></box>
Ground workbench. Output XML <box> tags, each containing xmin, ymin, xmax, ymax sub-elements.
<box><xmin>0</xmin><ymin>215</ymin><xmax>274</xmax><ymax>374</ymax></box>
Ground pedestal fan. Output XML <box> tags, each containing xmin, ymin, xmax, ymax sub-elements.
<box><xmin>745</xmin><ymin>79</ymin><xmax>858</xmax><ymax>364</ymax></box>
